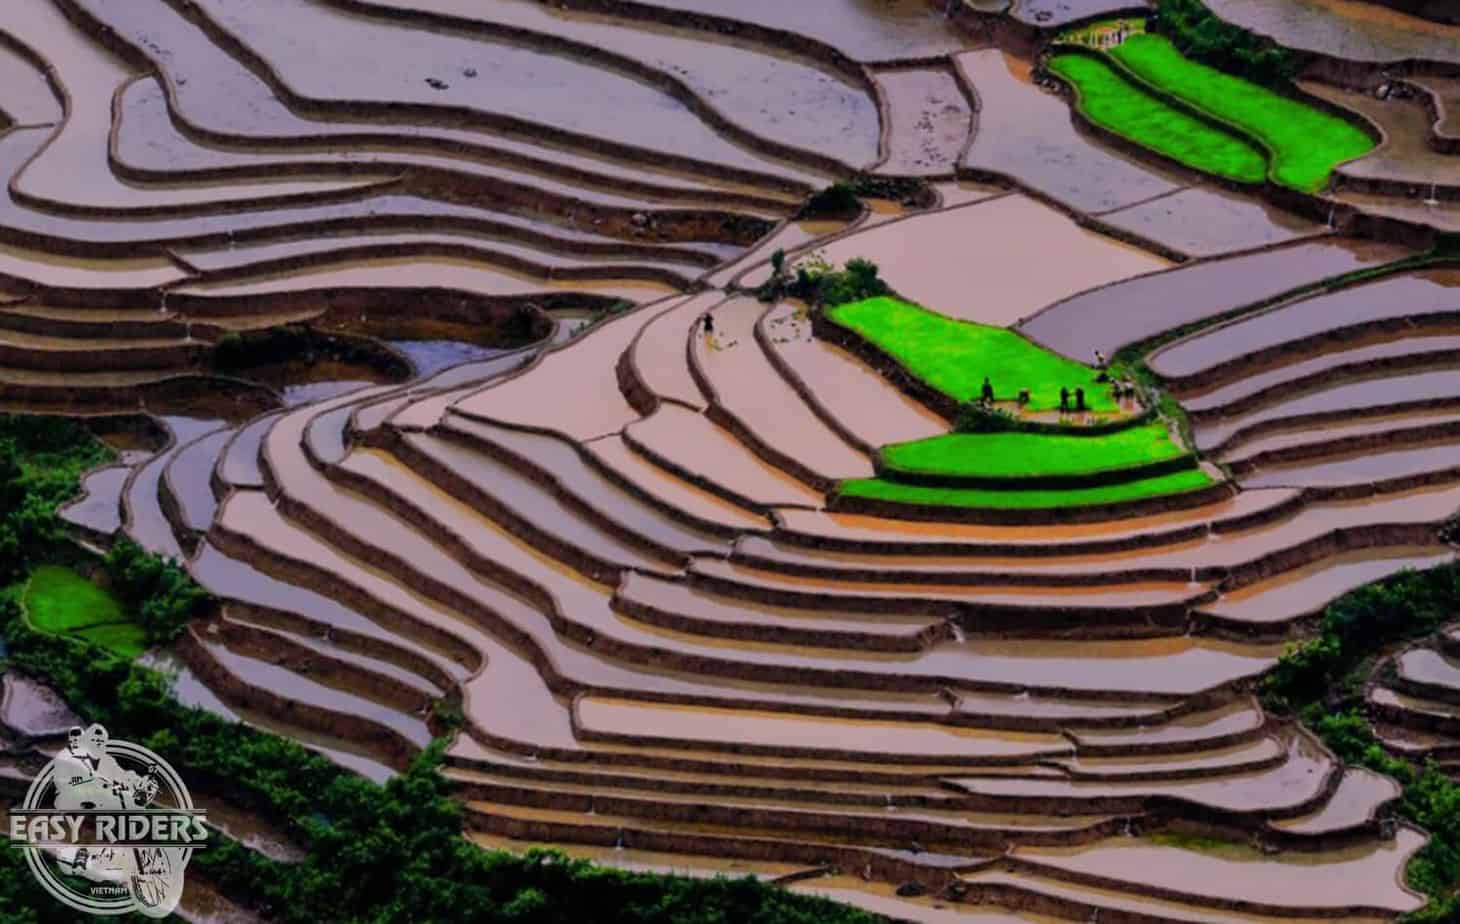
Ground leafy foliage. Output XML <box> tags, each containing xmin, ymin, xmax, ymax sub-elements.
<box><xmin>1263</xmin><ymin>564</ymin><xmax>1460</xmax><ymax>714</ymax></box>
<box><xmin>0</xmin><ymin>416</ymin><xmax>110</xmax><ymax>584</ymax></box>
<box><xmin>1153</xmin><ymin>0</ymin><xmax>1300</xmax><ymax>88</ymax></box>
<box><xmin>797</xmin><ymin>183</ymin><xmax>859</xmax><ymax>220</ymax></box>
<box><xmin>102</xmin><ymin>538</ymin><xmax>208</xmax><ymax>646</ymax></box>
<box><xmin>763</xmin><ymin>255</ymin><xmax>890</xmax><ymax>308</ymax></box>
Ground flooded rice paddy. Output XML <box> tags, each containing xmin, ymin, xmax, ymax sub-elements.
<box><xmin>12</xmin><ymin>0</ymin><xmax>1460</xmax><ymax>919</ymax></box>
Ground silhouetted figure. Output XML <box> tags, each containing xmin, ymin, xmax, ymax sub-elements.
<box><xmin>1094</xmin><ymin>349</ymin><xmax>1106</xmax><ymax>368</ymax></box>
<box><xmin>1017</xmin><ymin>388</ymin><xmax>1030</xmax><ymax>407</ymax></box>
<box><xmin>702</xmin><ymin>314</ymin><xmax>715</xmax><ymax>335</ymax></box>
<box><xmin>980</xmin><ymin>377</ymin><xmax>995</xmax><ymax>406</ymax></box>
<box><xmin>1075</xmin><ymin>387</ymin><xmax>1087</xmax><ymax>412</ymax></box>
<box><xmin>1060</xmin><ymin>387</ymin><xmax>1070</xmax><ymax>412</ymax></box>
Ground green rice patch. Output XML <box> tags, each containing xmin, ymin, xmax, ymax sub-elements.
<box><xmin>827</xmin><ymin>296</ymin><xmax>1116</xmax><ymax>412</ymax></box>
<box><xmin>881</xmin><ymin>422</ymin><xmax>1188</xmax><ymax>480</ymax></box>
<box><xmin>839</xmin><ymin>467</ymin><xmax>1215</xmax><ymax>510</ymax></box>
<box><xmin>1110</xmin><ymin>34</ymin><xmax>1374</xmax><ymax>192</ymax></box>
<box><xmin>1048</xmin><ymin>52</ymin><xmax>1268</xmax><ymax>184</ymax></box>
<box><xmin>22</xmin><ymin>565</ymin><xmax>142</xmax><ymax>658</ymax></box>
<box><xmin>71</xmin><ymin>622</ymin><xmax>148</xmax><ymax>660</ymax></box>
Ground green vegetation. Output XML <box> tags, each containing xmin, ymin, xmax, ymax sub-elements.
<box><xmin>1111</xmin><ymin>34</ymin><xmax>1374</xmax><ymax>192</ymax></box>
<box><xmin>1154</xmin><ymin>0</ymin><xmax>1299</xmax><ymax>88</ymax></box>
<box><xmin>1048</xmin><ymin>52</ymin><xmax>1268</xmax><ymax>184</ymax></box>
<box><xmin>762</xmin><ymin>255</ymin><xmax>891</xmax><ymax>309</ymax></box>
<box><xmin>1263</xmin><ymin>562</ymin><xmax>1460</xmax><ymax>922</ymax></box>
<box><xmin>839</xmin><ymin>467</ymin><xmax>1214</xmax><ymax>510</ymax></box>
<box><xmin>22</xmin><ymin>565</ymin><xmax>145</xmax><ymax>658</ymax></box>
<box><xmin>880</xmin><ymin>423</ymin><xmax>1189</xmax><ymax>481</ymax></box>
<box><xmin>211</xmin><ymin>323</ymin><xmax>411</xmax><ymax>378</ymax></box>
<box><xmin>797</xmin><ymin>178</ymin><xmax>934</xmax><ymax>219</ymax></box>
<box><xmin>0</xmin><ymin>416</ymin><xmax>109</xmax><ymax>585</ymax></box>
<box><xmin>103</xmin><ymin>537</ymin><xmax>208</xmax><ymax>646</ymax></box>
<box><xmin>827</xmin><ymin>297</ymin><xmax>1115</xmax><ymax>412</ymax></box>
<box><xmin>799</xmin><ymin>182</ymin><xmax>860</xmax><ymax>220</ymax></box>
<box><xmin>1148</xmin><ymin>832</ymin><xmax>1241</xmax><ymax>853</ymax></box>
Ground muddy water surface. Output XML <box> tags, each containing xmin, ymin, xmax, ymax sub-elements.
<box><xmin>1151</xmin><ymin>268</ymin><xmax>1460</xmax><ymax>380</ymax></box>
<box><xmin>187</xmin><ymin>0</ymin><xmax>828</xmax><ymax>183</ymax></box>
<box><xmin>698</xmin><ymin>298</ymin><xmax>872</xmax><ymax>483</ymax></box>
<box><xmin>761</xmin><ymin>302</ymin><xmax>946</xmax><ymax>449</ymax></box>
<box><xmin>1206</xmin><ymin>0</ymin><xmax>1460</xmax><ymax>66</ymax></box>
<box><xmin>958</xmin><ymin>49</ymin><xmax>1183</xmax><ymax>213</ymax></box>
<box><xmin>815</xmin><ymin>194</ymin><xmax>1169</xmax><ymax>326</ymax></box>
<box><xmin>371</xmin><ymin>0</ymin><xmax>881</xmax><ymax>169</ymax></box>
<box><xmin>874</xmin><ymin>67</ymin><xmax>973</xmax><ymax>176</ymax></box>
<box><xmin>61</xmin><ymin>465</ymin><xmax>129</xmax><ymax>536</ymax></box>
<box><xmin>1304</xmin><ymin>81</ymin><xmax>1460</xmax><ymax>187</ymax></box>
<box><xmin>1097</xmin><ymin>185</ymin><xmax>1322</xmax><ymax>259</ymax></box>
<box><xmin>623</xmin><ymin>0</ymin><xmax>972</xmax><ymax>62</ymax></box>
<box><xmin>576</xmin><ymin>696</ymin><xmax>1067</xmax><ymax>760</ymax></box>
<box><xmin>1201</xmin><ymin>547</ymin><xmax>1455</xmax><ymax>625</ymax></box>
<box><xmin>1019</xmin><ymin>238</ymin><xmax>1409</xmax><ymax>361</ymax></box>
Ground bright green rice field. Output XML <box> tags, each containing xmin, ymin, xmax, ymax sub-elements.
<box><xmin>880</xmin><ymin>422</ymin><xmax>1189</xmax><ymax>480</ymax></box>
<box><xmin>1047</xmin><ymin>52</ymin><xmax>1268</xmax><ymax>184</ymax></box>
<box><xmin>827</xmin><ymin>297</ymin><xmax>1116</xmax><ymax>413</ymax></box>
<box><xmin>22</xmin><ymin>565</ymin><xmax>145</xmax><ymax>658</ymax></box>
<box><xmin>1110</xmin><ymin>34</ymin><xmax>1374</xmax><ymax>192</ymax></box>
<box><xmin>839</xmin><ymin>468</ymin><xmax>1215</xmax><ymax>510</ymax></box>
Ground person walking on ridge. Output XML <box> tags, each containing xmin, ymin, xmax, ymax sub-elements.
<box><xmin>980</xmin><ymin>377</ymin><xmax>995</xmax><ymax>407</ymax></box>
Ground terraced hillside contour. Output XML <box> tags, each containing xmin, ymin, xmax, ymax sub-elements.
<box><xmin>13</xmin><ymin>0</ymin><xmax>1460</xmax><ymax>922</ymax></box>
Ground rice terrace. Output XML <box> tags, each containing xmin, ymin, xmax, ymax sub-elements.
<box><xmin>4</xmin><ymin>0</ymin><xmax>1460</xmax><ymax>921</ymax></box>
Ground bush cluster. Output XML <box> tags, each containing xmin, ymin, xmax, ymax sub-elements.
<box><xmin>0</xmin><ymin>417</ymin><xmax>109</xmax><ymax>584</ymax></box>
<box><xmin>103</xmin><ymin>537</ymin><xmax>208</xmax><ymax>645</ymax></box>
<box><xmin>1152</xmin><ymin>0</ymin><xmax>1299</xmax><ymax>87</ymax></box>
<box><xmin>761</xmin><ymin>254</ymin><xmax>890</xmax><ymax>308</ymax></box>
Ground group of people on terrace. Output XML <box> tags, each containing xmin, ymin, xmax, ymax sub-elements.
<box><xmin>974</xmin><ymin>348</ymin><xmax>1138</xmax><ymax>417</ymax></box>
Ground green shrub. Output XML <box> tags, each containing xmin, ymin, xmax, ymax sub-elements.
<box><xmin>103</xmin><ymin>538</ymin><xmax>207</xmax><ymax>645</ymax></box>
<box><xmin>770</xmin><ymin>256</ymin><xmax>890</xmax><ymax>308</ymax></box>
<box><xmin>798</xmin><ymin>182</ymin><xmax>859</xmax><ymax>220</ymax></box>
<box><xmin>1153</xmin><ymin>0</ymin><xmax>1300</xmax><ymax>88</ymax></box>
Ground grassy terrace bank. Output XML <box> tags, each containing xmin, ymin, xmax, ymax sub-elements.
<box><xmin>22</xmin><ymin>564</ymin><xmax>144</xmax><ymax>658</ymax></box>
<box><xmin>0</xmin><ymin>416</ymin><xmax>883</xmax><ymax>924</ymax></box>
<box><xmin>827</xmin><ymin>297</ymin><xmax>1116</xmax><ymax>413</ymax></box>
<box><xmin>1047</xmin><ymin>52</ymin><xmax>1268</xmax><ymax>184</ymax></box>
<box><xmin>1110</xmin><ymin>34</ymin><xmax>1374</xmax><ymax>191</ymax></box>
<box><xmin>880</xmin><ymin>422</ymin><xmax>1190</xmax><ymax>482</ymax></box>
<box><xmin>839</xmin><ymin>467</ymin><xmax>1214</xmax><ymax>510</ymax></box>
